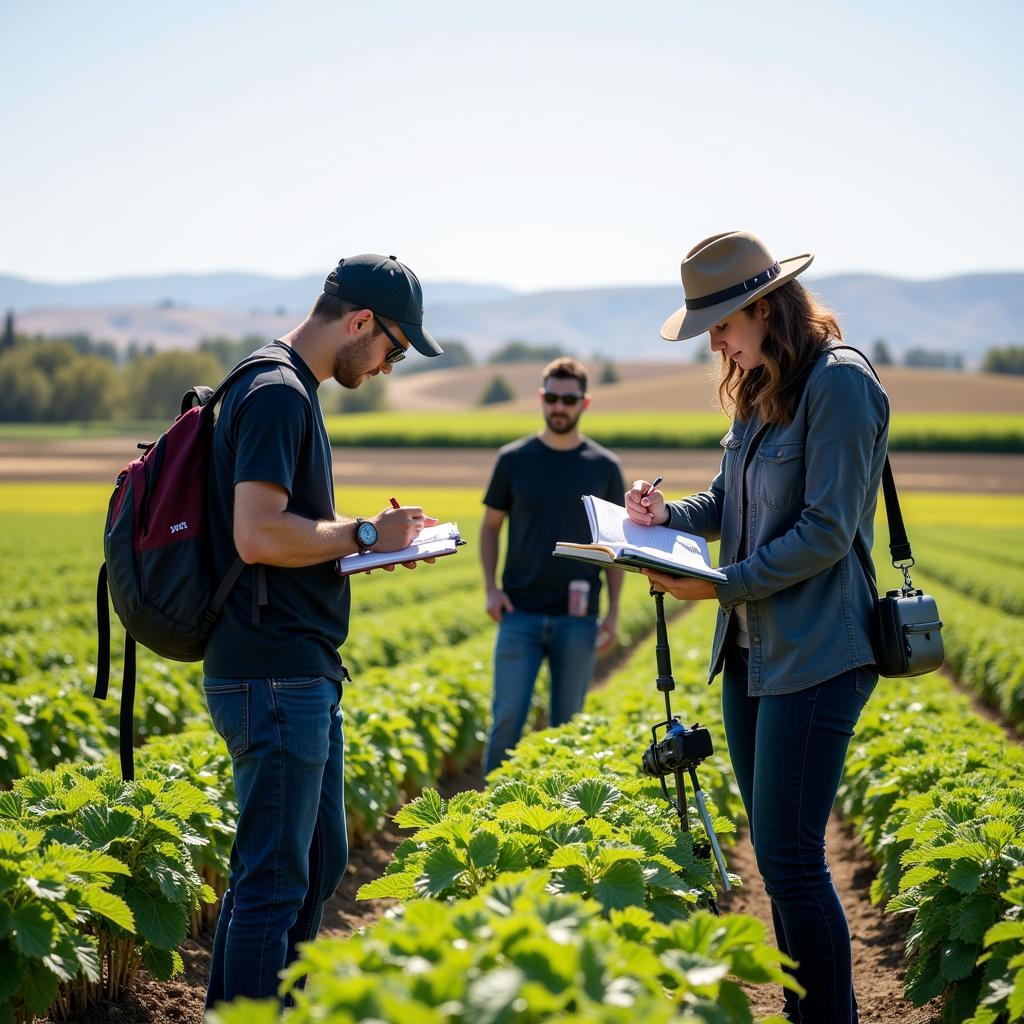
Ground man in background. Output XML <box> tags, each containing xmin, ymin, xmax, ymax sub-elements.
<box><xmin>203</xmin><ymin>255</ymin><xmax>441</xmax><ymax>1007</ymax></box>
<box><xmin>480</xmin><ymin>356</ymin><xmax>624</xmax><ymax>773</ymax></box>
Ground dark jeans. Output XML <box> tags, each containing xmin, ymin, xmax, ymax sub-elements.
<box><xmin>202</xmin><ymin>674</ymin><xmax>348</xmax><ymax>1007</ymax></box>
<box><xmin>721</xmin><ymin>644</ymin><xmax>877</xmax><ymax>1024</ymax></box>
<box><xmin>484</xmin><ymin>610</ymin><xmax>599</xmax><ymax>774</ymax></box>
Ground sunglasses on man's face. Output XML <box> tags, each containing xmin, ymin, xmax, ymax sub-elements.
<box><xmin>541</xmin><ymin>390</ymin><xmax>585</xmax><ymax>407</ymax></box>
<box><xmin>376</xmin><ymin>318</ymin><xmax>407</xmax><ymax>365</ymax></box>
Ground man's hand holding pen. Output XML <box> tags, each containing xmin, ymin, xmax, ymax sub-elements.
<box><xmin>626</xmin><ymin>476</ymin><xmax>669</xmax><ymax>526</ymax></box>
<box><xmin>365</xmin><ymin>496</ymin><xmax>438</xmax><ymax>573</ymax></box>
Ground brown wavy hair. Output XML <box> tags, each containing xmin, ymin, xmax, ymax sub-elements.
<box><xmin>717</xmin><ymin>280</ymin><xmax>842</xmax><ymax>425</ymax></box>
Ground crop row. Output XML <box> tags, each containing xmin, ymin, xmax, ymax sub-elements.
<box><xmin>0</xmin><ymin>569</ymin><xmax>673</xmax><ymax>1020</ymax></box>
<box><xmin>911</xmin><ymin>542</ymin><xmax>1024</xmax><ymax>618</ymax></box>
<box><xmin>208</xmin><ymin>606</ymin><xmax>798</xmax><ymax>1024</ymax></box>
<box><xmin>836</xmin><ymin>649</ymin><xmax>1024</xmax><ymax>1021</ymax></box>
<box><xmin>908</xmin><ymin>570</ymin><xmax>1024</xmax><ymax>732</ymax></box>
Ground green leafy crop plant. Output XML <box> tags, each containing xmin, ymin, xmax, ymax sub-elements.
<box><xmin>211</xmin><ymin>873</ymin><xmax>798</xmax><ymax>1024</ymax></box>
<box><xmin>0</xmin><ymin>761</ymin><xmax>219</xmax><ymax>1019</ymax></box>
<box><xmin>839</xmin><ymin>666</ymin><xmax>1024</xmax><ymax>1021</ymax></box>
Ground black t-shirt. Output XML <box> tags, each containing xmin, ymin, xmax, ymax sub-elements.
<box><xmin>204</xmin><ymin>342</ymin><xmax>349</xmax><ymax>682</ymax></box>
<box><xmin>483</xmin><ymin>435</ymin><xmax>625</xmax><ymax>616</ymax></box>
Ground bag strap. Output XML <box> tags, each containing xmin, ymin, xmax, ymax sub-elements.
<box><xmin>824</xmin><ymin>345</ymin><xmax>914</xmax><ymax>592</ymax></box>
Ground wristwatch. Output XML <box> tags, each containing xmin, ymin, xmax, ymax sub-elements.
<box><xmin>355</xmin><ymin>517</ymin><xmax>379</xmax><ymax>555</ymax></box>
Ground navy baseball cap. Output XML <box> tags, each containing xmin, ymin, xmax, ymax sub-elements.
<box><xmin>323</xmin><ymin>254</ymin><xmax>443</xmax><ymax>357</ymax></box>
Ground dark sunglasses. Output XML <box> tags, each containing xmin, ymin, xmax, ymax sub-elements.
<box><xmin>376</xmin><ymin>318</ymin><xmax>407</xmax><ymax>364</ymax></box>
<box><xmin>541</xmin><ymin>390</ymin><xmax>585</xmax><ymax>407</ymax></box>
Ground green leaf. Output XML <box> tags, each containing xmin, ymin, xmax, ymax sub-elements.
<box><xmin>950</xmin><ymin>860</ymin><xmax>984</xmax><ymax>893</ymax></box>
<box><xmin>81</xmin><ymin>884</ymin><xmax>135</xmax><ymax>932</ymax></box>
<box><xmin>417</xmin><ymin>846</ymin><xmax>467</xmax><ymax>897</ymax></box>
<box><xmin>984</xmin><ymin>920</ymin><xmax>1024</xmax><ymax>946</ymax></box>
<box><xmin>548</xmin><ymin>846</ymin><xmax>590</xmax><ymax>870</ymax></box>
<box><xmin>0</xmin><ymin>944</ymin><xmax>25</xmax><ymax>1001</ymax></box>
<box><xmin>593</xmin><ymin>859</ymin><xmax>646</xmax><ymax>911</ymax></box>
<box><xmin>141</xmin><ymin>943</ymin><xmax>184</xmax><ymax>980</ymax></box>
<box><xmin>549</xmin><ymin>865</ymin><xmax>590</xmax><ymax>897</ymax></box>
<box><xmin>940</xmin><ymin>940</ymin><xmax>980</xmax><ymax>982</ymax></box>
<box><xmin>357</xmin><ymin>872</ymin><xmax>418</xmax><ymax>901</ymax></box>
<box><xmin>50</xmin><ymin>846</ymin><xmax>130</xmax><ymax>878</ymax></box>
<box><xmin>19</xmin><ymin>960</ymin><xmax>60</xmax><ymax>1016</ymax></box>
<box><xmin>496</xmin><ymin>839</ymin><xmax>529</xmax><ymax>873</ymax></box>
<box><xmin>11</xmin><ymin>904</ymin><xmax>55</xmax><ymax>959</ymax></box>
<box><xmin>143</xmin><ymin>857</ymin><xmax>191</xmax><ymax>903</ymax></box>
<box><xmin>125</xmin><ymin>889</ymin><xmax>188</xmax><ymax>951</ymax></box>
<box><xmin>899</xmin><ymin>864</ymin><xmax>941</xmax><ymax>890</ymax></box>
<box><xmin>467</xmin><ymin>832</ymin><xmax>499</xmax><ymax>872</ymax></box>
<box><xmin>393</xmin><ymin>789</ymin><xmax>446</xmax><ymax>829</ymax></box>
<box><xmin>495</xmin><ymin>802</ymin><xmax>578</xmax><ymax>833</ymax></box>
<box><xmin>205</xmin><ymin>998</ymin><xmax>282</xmax><ymax>1024</ymax></box>
<box><xmin>67</xmin><ymin>935</ymin><xmax>101</xmax><ymax>983</ymax></box>
<box><xmin>562</xmin><ymin>779</ymin><xmax>622</xmax><ymax>817</ymax></box>
<box><xmin>952</xmin><ymin>898</ymin><xmax>998</xmax><ymax>945</ymax></box>
<box><xmin>1010</xmin><ymin>975</ymin><xmax>1024</xmax><ymax>1021</ymax></box>
<box><xmin>77</xmin><ymin>805</ymin><xmax>138</xmax><ymax>848</ymax></box>
<box><xmin>465</xmin><ymin>967</ymin><xmax>526</xmax><ymax>1024</ymax></box>
<box><xmin>717</xmin><ymin>978</ymin><xmax>756</xmax><ymax>1023</ymax></box>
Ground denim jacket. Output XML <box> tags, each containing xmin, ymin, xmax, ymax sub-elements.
<box><xmin>666</xmin><ymin>347</ymin><xmax>890</xmax><ymax>695</ymax></box>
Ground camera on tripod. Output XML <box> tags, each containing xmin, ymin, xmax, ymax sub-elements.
<box><xmin>642</xmin><ymin>718</ymin><xmax>713</xmax><ymax>778</ymax></box>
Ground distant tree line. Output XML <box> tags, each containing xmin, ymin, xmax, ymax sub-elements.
<box><xmin>981</xmin><ymin>345</ymin><xmax>1024</xmax><ymax>375</ymax></box>
<box><xmin>2</xmin><ymin>308</ymin><xmax>1022</xmax><ymax>424</ymax></box>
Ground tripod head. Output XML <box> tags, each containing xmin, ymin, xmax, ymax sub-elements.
<box><xmin>642</xmin><ymin>718</ymin><xmax>714</xmax><ymax>778</ymax></box>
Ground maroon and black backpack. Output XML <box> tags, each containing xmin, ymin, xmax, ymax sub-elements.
<box><xmin>96</xmin><ymin>351</ymin><xmax>298</xmax><ymax>779</ymax></box>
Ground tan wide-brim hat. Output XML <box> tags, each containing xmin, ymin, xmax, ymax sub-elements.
<box><xmin>660</xmin><ymin>231</ymin><xmax>814</xmax><ymax>341</ymax></box>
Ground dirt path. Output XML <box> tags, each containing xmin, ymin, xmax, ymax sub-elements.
<box><xmin>718</xmin><ymin>816</ymin><xmax>942</xmax><ymax>1023</ymax></box>
<box><xmin>3</xmin><ymin>440</ymin><xmax>1023</xmax><ymax>493</ymax></box>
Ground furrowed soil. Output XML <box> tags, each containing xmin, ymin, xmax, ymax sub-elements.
<box><xmin>3</xmin><ymin>440</ymin><xmax>1022</xmax><ymax>493</ymax></box>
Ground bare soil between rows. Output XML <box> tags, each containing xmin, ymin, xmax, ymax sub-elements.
<box><xmin>2</xmin><ymin>440</ymin><xmax>1023</xmax><ymax>493</ymax></box>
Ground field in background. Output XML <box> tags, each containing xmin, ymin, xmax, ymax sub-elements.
<box><xmin>389</xmin><ymin>360</ymin><xmax>1024</xmax><ymax>414</ymax></box>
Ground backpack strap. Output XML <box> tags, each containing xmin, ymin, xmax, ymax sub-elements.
<box><xmin>119</xmin><ymin>635</ymin><xmax>137</xmax><ymax>781</ymax></box>
<box><xmin>95</xmin><ymin>563</ymin><xmax>111</xmax><ymax>699</ymax></box>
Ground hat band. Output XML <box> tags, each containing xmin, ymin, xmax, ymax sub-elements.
<box><xmin>685</xmin><ymin>262</ymin><xmax>782</xmax><ymax>311</ymax></box>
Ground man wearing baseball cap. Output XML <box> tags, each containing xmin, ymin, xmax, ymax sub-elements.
<box><xmin>203</xmin><ymin>254</ymin><xmax>442</xmax><ymax>1008</ymax></box>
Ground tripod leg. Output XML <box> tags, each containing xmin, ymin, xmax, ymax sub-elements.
<box><xmin>689</xmin><ymin>768</ymin><xmax>731</xmax><ymax>893</ymax></box>
<box><xmin>673</xmin><ymin>769</ymin><xmax>689</xmax><ymax>831</ymax></box>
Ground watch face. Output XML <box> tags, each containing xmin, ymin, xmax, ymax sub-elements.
<box><xmin>356</xmin><ymin>520</ymin><xmax>378</xmax><ymax>548</ymax></box>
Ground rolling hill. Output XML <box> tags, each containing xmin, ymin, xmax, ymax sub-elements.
<box><xmin>3</xmin><ymin>270</ymin><xmax>1021</xmax><ymax>366</ymax></box>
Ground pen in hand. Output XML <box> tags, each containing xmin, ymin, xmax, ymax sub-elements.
<box><xmin>641</xmin><ymin>475</ymin><xmax>663</xmax><ymax>498</ymax></box>
<box><xmin>389</xmin><ymin>497</ymin><xmax>401</xmax><ymax>509</ymax></box>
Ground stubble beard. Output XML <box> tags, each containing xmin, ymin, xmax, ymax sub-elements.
<box><xmin>544</xmin><ymin>409</ymin><xmax>582</xmax><ymax>435</ymax></box>
<box><xmin>333</xmin><ymin>333</ymin><xmax>379</xmax><ymax>389</ymax></box>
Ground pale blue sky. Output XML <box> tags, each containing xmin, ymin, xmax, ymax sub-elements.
<box><xmin>2</xmin><ymin>0</ymin><xmax>1020</xmax><ymax>289</ymax></box>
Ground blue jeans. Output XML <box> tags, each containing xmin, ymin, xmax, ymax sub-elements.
<box><xmin>484</xmin><ymin>610</ymin><xmax>598</xmax><ymax>775</ymax></box>
<box><xmin>721</xmin><ymin>644</ymin><xmax>877</xmax><ymax>1024</ymax></box>
<box><xmin>202</xmin><ymin>674</ymin><xmax>348</xmax><ymax>1007</ymax></box>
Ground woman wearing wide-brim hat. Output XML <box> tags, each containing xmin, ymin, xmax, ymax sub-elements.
<box><xmin>626</xmin><ymin>230</ymin><xmax>890</xmax><ymax>1023</ymax></box>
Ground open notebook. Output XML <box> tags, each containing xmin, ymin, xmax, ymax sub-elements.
<box><xmin>553</xmin><ymin>495</ymin><xmax>725</xmax><ymax>583</ymax></box>
<box><xmin>335</xmin><ymin>522</ymin><xmax>464</xmax><ymax>576</ymax></box>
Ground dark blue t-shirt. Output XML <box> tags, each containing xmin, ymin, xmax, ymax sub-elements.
<box><xmin>204</xmin><ymin>342</ymin><xmax>349</xmax><ymax>682</ymax></box>
<box><xmin>483</xmin><ymin>435</ymin><xmax>625</xmax><ymax>616</ymax></box>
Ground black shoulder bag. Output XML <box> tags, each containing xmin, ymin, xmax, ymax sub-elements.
<box><xmin>828</xmin><ymin>346</ymin><xmax>944</xmax><ymax>677</ymax></box>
